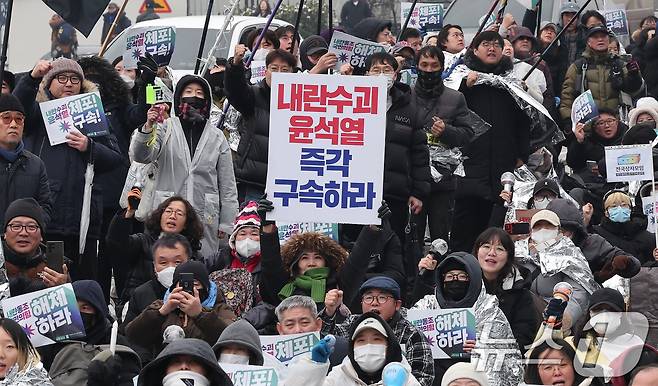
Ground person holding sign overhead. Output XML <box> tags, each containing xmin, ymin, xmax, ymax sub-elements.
<box><xmin>12</xmin><ymin>58</ymin><xmax>122</xmax><ymax>282</ymax></box>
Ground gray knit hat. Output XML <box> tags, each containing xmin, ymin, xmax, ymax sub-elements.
<box><xmin>43</xmin><ymin>58</ymin><xmax>85</xmax><ymax>88</ymax></box>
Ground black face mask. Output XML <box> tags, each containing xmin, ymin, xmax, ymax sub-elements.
<box><xmin>443</xmin><ymin>281</ymin><xmax>469</xmax><ymax>301</ymax></box>
<box><xmin>416</xmin><ymin>69</ymin><xmax>443</xmax><ymax>90</ymax></box>
<box><xmin>80</xmin><ymin>312</ymin><xmax>96</xmax><ymax>333</ymax></box>
<box><xmin>181</xmin><ymin>96</ymin><xmax>206</xmax><ymax>110</ymax></box>
<box><xmin>205</xmin><ymin>71</ymin><xmax>224</xmax><ymax>90</ymax></box>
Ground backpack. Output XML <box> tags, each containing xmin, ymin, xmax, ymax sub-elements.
<box><xmin>49</xmin><ymin>341</ymin><xmax>140</xmax><ymax>386</ymax></box>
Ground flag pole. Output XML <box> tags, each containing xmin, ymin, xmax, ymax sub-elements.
<box><xmin>0</xmin><ymin>0</ymin><xmax>14</xmax><ymax>89</ymax></box>
<box><xmin>317</xmin><ymin>0</ymin><xmax>323</xmax><ymax>34</ymax></box>
<box><xmin>200</xmin><ymin>0</ymin><xmax>241</xmax><ymax>77</ymax></box>
<box><xmin>247</xmin><ymin>0</ymin><xmax>285</xmax><ymax>66</ymax></box>
<box><xmin>473</xmin><ymin>0</ymin><xmax>502</xmax><ymax>42</ymax></box>
<box><xmin>194</xmin><ymin>0</ymin><xmax>215</xmax><ymax>74</ymax></box>
<box><xmin>291</xmin><ymin>0</ymin><xmax>305</xmax><ymax>55</ymax></box>
<box><xmin>328</xmin><ymin>0</ymin><xmax>333</xmax><ymax>35</ymax></box>
<box><xmin>523</xmin><ymin>0</ymin><xmax>592</xmax><ymax>81</ymax></box>
<box><xmin>535</xmin><ymin>0</ymin><xmax>543</xmax><ymax>36</ymax></box>
<box><xmin>398</xmin><ymin>0</ymin><xmax>418</xmax><ymax>41</ymax></box>
<box><xmin>99</xmin><ymin>0</ymin><xmax>129</xmax><ymax>57</ymax></box>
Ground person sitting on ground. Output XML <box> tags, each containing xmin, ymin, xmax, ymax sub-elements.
<box><xmin>0</xmin><ymin>318</ymin><xmax>53</xmax><ymax>385</ymax></box>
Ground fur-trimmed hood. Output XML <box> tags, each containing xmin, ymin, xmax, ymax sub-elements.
<box><xmin>280</xmin><ymin>232</ymin><xmax>348</xmax><ymax>277</ymax></box>
<box><xmin>36</xmin><ymin>78</ymin><xmax>98</xmax><ymax>103</ymax></box>
<box><xmin>78</xmin><ymin>55</ymin><xmax>132</xmax><ymax>107</ymax></box>
<box><xmin>463</xmin><ymin>49</ymin><xmax>514</xmax><ymax>75</ymax></box>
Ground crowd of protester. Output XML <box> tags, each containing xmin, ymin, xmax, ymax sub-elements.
<box><xmin>3</xmin><ymin>1</ymin><xmax>658</xmax><ymax>385</ymax></box>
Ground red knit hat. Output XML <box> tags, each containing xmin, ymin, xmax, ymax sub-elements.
<box><xmin>229</xmin><ymin>201</ymin><xmax>261</xmax><ymax>249</ymax></box>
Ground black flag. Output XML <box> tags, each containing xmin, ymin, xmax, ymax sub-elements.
<box><xmin>42</xmin><ymin>0</ymin><xmax>110</xmax><ymax>37</ymax></box>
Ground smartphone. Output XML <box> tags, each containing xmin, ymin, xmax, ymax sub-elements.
<box><xmin>179</xmin><ymin>273</ymin><xmax>195</xmax><ymax>295</ymax></box>
<box><xmin>504</xmin><ymin>222</ymin><xmax>530</xmax><ymax>235</ymax></box>
<box><xmin>46</xmin><ymin>241</ymin><xmax>64</xmax><ymax>273</ymax></box>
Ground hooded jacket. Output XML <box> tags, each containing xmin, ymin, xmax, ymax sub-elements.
<box><xmin>213</xmin><ymin>319</ymin><xmax>264</xmax><ymax>365</ymax></box>
<box><xmin>411</xmin><ymin>253</ymin><xmax>523</xmax><ymax>386</ymax></box>
<box><xmin>13</xmin><ymin>73</ymin><xmax>123</xmax><ymax>238</ymax></box>
<box><xmin>138</xmin><ymin>338</ymin><xmax>232</xmax><ymax>386</ymax></box>
<box><xmin>458</xmin><ymin>51</ymin><xmax>530</xmax><ymax>200</ymax></box>
<box><xmin>287</xmin><ymin>312</ymin><xmax>420</xmax><ymax>386</ymax></box>
<box><xmin>351</xmin><ymin>18</ymin><xmax>391</xmax><ymax>43</ymax></box>
<box><xmin>129</xmin><ymin>74</ymin><xmax>239</xmax><ymax>257</ymax></box>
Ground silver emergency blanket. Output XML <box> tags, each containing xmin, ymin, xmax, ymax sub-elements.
<box><xmin>221</xmin><ymin>100</ymin><xmax>242</xmax><ymax>152</ymax></box>
<box><xmin>412</xmin><ymin>285</ymin><xmax>523</xmax><ymax>386</ymax></box>
<box><xmin>516</xmin><ymin>237</ymin><xmax>600</xmax><ymax>295</ymax></box>
<box><xmin>0</xmin><ymin>362</ymin><xmax>53</xmax><ymax>386</ymax></box>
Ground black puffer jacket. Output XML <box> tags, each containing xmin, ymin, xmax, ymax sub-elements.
<box><xmin>412</xmin><ymin>82</ymin><xmax>474</xmax><ymax>192</ymax></box>
<box><xmin>593</xmin><ymin>217</ymin><xmax>655</xmax><ymax>265</ymax></box>
<box><xmin>351</xmin><ymin>17</ymin><xmax>391</xmax><ymax>43</ymax></box>
<box><xmin>384</xmin><ymin>82</ymin><xmax>431</xmax><ymax>202</ymax></box>
<box><xmin>644</xmin><ymin>36</ymin><xmax>658</xmax><ymax>98</ymax></box>
<box><xmin>566</xmin><ymin>122</ymin><xmax>627</xmax><ymax>171</ymax></box>
<box><xmin>458</xmin><ymin>51</ymin><xmax>531</xmax><ymax>200</ymax></box>
<box><xmin>13</xmin><ymin>74</ymin><xmax>123</xmax><ymax>238</ymax></box>
<box><xmin>225</xmin><ymin>61</ymin><xmax>270</xmax><ymax>188</ymax></box>
<box><xmin>0</xmin><ymin>148</ymin><xmax>52</xmax><ymax>226</ymax></box>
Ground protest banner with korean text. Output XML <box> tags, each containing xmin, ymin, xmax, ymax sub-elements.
<box><xmin>605</xmin><ymin>144</ymin><xmax>654</xmax><ymax>182</ymax></box>
<box><xmin>1</xmin><ymin>284</ymin><xmax>84</xmax><ymax>347</ymax></box>
<box><xmin>260</xmin><ymin>332</ymin><xmax>320</xmax><ymax>365</ymax></box>
<box><xmin>266</xmin><ymin>73</ymin><xmax>387</xmax><ymax>224</ymax></box>
<box><xmin>571</xmin><ymin>90</ymin><xmax>599</xmax><ymax>128</ymax></box>
<box><xmin>277</xmin><ymin>223</ymin><xmax>339</xmax><ymax>244</ymax></box>
<box><xmin>407</xmin><ymin>308</ymin><xmax>476</xmax><ymax>359</ymax></box>
<box><xmin>40</xmin><ymin>92</ymin><xmax>109</xmax><ymax>146</ymax></box>
<box><xmin>220</xmin><ymin>364</ymin><xmax>279</xmax><ymax>386</ymax></box>
<box><xmin>329</xmin><ymin>31</ymin><xmax>386</xmax><ymax>72</ymax></box>
<box><xmin>400</xmin><ymin>3</ymin><xmax>443</xmax><ymax>32</ymax></box>
<box><xmin>123</xmin><ymin>26</ymin><xmax>176</xmax><ymax>69</ymax></box>
<box><xmin>604</xmin><ymin>8</ymin><xmax>630</xmax><ymax>38</ymax></box>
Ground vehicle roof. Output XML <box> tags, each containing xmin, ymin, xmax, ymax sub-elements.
<box><xmin>133</xmin><ymin>15</ymin><xmax>292</xmax><ymax>30</ymax></box>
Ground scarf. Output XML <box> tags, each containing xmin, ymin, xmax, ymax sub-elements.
<box><xmin>278</xmin><ymin>267</ymin><xmax>330</xmax><ymax>303</ymax></box>
<box><xmin>163</xmin><ymin>281</ymin><xmax>218</xmax><ymax>309</ymax></box>
<box><xmin>0</xmin><ymin>141</ymin><xmax>24</xmax><ymax>163</ymax></box>
<box><xmin>230</xmin><ymin>250</ymin><xmax>261</xmax><ymax>273</ymax></box>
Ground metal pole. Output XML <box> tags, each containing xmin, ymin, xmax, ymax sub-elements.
<box><xmin>200</xmin><ymin>0</ymin><xmax>242</xmax><ymax>76</ymax></box>
<box><xmin>99</xmin><ymin>0</ymin><xmax>129</xmax><ymax>57</ymax></box>
<box><xmin>247</xmin><ymin>0</ymin><xmax>285</xmax><ymax>67</ymax></box>
<box><xmin>317</xmin><ymin>0</ymin><xmax>323</xmax><ymax>34</ymax></box>
<box><xmin>535</xmin><ymin>0</ymin><xmax>543</xmax><ymax>36</ymax></box>
<box><xmin>291</xmin><ymin>0</ymin><xmax>305</xmax><ymax>55</ymax></box>
<box><xmin>328</xmin><ymin>0</ymin><xmax>333</xmax><ymax>35</ymax></box>
<box><xmin>442</xmin><ymin>0</ymin><xmax>458</xmax><ymax>20</ymax></box>
<box><xmin>397</xmin><ymin>0</ymin><xmax>418</xmax><ymax>41</ymax></box>
<box><xmin>0</xmin><ymin>0</ymin><xmax>12</xmax><ymax>90</ymax></box>
<box><xmin>195</xmin><ymin>0</ymin><xmax>215</xmax><ymax>74</ymax></box>
<box><xmin>522</xmin><ymin>0</ymin><xmax>593</xmax><ymax>81</ymax></box>
<box><xmin>473</xmin><ymin>0</ymin><xmax>502</xmax><ymax>44</ymax></box>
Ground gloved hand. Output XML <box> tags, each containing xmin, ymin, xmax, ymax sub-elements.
<box><xmin>257</xmin><ymin>194</ymin><xmax>275</xmax><ymax>226</ymax></box>
<box><xmin>87</xmin><ymin>353</ymin><xmax>122</xmax><ymax>386</ymax></box>
<box><xmin>612</xmin><ymin>255</ymin><xmax>630</xmax><ymax>271</ymax></box>
<box><xmin>138</xmin><ymin>52</ymin><xmax>158</xmax><ymax>84</ymax></box>
<box><xmin>543</xmin><ymin>297</ymin><xmax>568</xmax><ymax>325</ymax></box>
<box><xmin>626</xmin><ymin>60</ymin><xmax>640</xmax><ymax>74</ymax></box>
<box><xmin>375</xmin><ymin>200</ymin><xmax>392</xmax><ymax>229</ymax></box>
<box><xmin>311</xmin><ymin>335</ymin><xmax>336</xmax><ymax>363</ymax></box>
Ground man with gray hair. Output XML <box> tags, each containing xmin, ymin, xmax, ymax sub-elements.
<box><xmin>275</xmin><ymin>295</ymin><xmax>348</xmax><ymax>368</ymax></box>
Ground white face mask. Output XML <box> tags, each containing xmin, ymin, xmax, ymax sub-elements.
<box><xmin>354</xmin><ymin>344</ymin><xmax>387</xmax><ymax>373</ymax></box>
<box><xmin>532</xmin><ymin>228</ymin><xmax>559</xmax><ymax>245</ymax></box>
<box><xmin>235</xmin><ymin>238</ymin><xmax>260</xmax><ymax>258</ymax></box>
<box><xmin>156</xmin><ymin>266</ymin><xmax>176</xmax><ymax>288</ymax></box>
<box><xmin>534</xmin><ymin>197</ymin><xmax>552</xmax><ymax>210</ymax></box>
<box><xmin>119</xmin><ymin>73</ymin><xmax>135</xmax><ymax>89</ymax></box>
<box><xmin>219</xmin><ymin>353</ymin><xmax>250</xmax><ymax>365</ymax></box>
<box><xmin>590</xmin><ymin>312</ymin><xmax>622</xmax><ymax>336</ymax></box>
<box><xmin>253</xmin><ymin>48</ymin><xmax>270</xmax><ymax>61</ymax></box>
<box><xmin>385</xmin><ymin>73</ymin><xmax>395</xmax><ymax>90</ymax></box>
<box><xmin>162</xmin><ymin>370</ymin><xmax>210</xmax><ymax>386</ymax></box>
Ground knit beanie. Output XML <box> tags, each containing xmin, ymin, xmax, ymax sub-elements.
<box><xmin>3</xmin><ymin>198</ymin><xmax>46</xmax><ymax>232</ymax></box>
<box><xmin>229</xmin><ymin>201</ymin><xmax>261</xmax><ymax>250</ymax></box>
<box><xmin>42</xmin><ymin>58</ymin><xmax>85</xmax><ymax>89</ymax></box>
<box><xmin>441</xmin><ymin>362</ymin><xmax>489</xmax><ymax>386</ymax></box>
<box><xmin>171</xmin><ymin>261</ymin><xmax>211</xmax><ymax>292</ymax></box>
<box><xmin>0</xmin><ymin>93</ymin><xmax>24</xmax><ymax>115</ymax></box>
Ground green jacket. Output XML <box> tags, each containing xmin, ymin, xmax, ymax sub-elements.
<box><xmin>560</xmin><ymin>47</ymin><xmax>643</xmax><ymax>121</ymax></box>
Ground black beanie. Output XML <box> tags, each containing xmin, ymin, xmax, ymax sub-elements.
<box><xmin>0</xmin><ymin>93</ymin><xmax>25</xmax><ymax>115</ymax></box>
<box><xmin>171</xmin><ymin>261</ymin><xmax>211</xmax><ymax>291</ymax></box>
<box><xmin>3</xmin><ymin>198</ymin><xmax>46</xmax><ymax>232</ymax></box>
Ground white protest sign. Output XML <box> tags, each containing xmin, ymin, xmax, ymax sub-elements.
<box><xmin>250</xmin><ymin>60</ymin><xmax>267</xmax><ymax>84</ymax></box>
<box><xmin>407</xmin><ymin>308</ymin><xmax>476</xmax><ymax>359</ymax></box>
<box><xmin>400</xmin><ymin>3</ymin><xmax>443</xmax><ymax>32</ymax></box>
<box><xmin>123</xmin><ymin>26</ymin><xmax>176</xmax><ymax>69</ymax></box>
<box><xmin>571</xmin><ymin>90</ymin><xmax>599</xmax><ymax>129</ymax></box>
<box><xmin>642</xmin><ymin>195</ymin><xmax>658</xmax><ymax>233</ymax></box>
<box><xmin>1</xmin><ymin>284</ymin><xmax>85</xmax><ymax>347</ymax></box>
<box><xmin>605</xmin><ymin>144</ymin><xmax>654</xmax><ymax>182</ymax></box>
<box><xmin>39</xmin><ymin>92</ymin><xmax>109</xmax><ymax>146</ymax></box>
<box><xmin>277</xmin><ymin>222</ymin><xmax>339</xmax><ymax>244</ymax></box>
<box><xmin>220</xmin><ymin>364</ymin><xmax>279</xmax><ymax>386</ymax></box>
<box><xmin>329</xmin><ymin>31</ymin><xmax>387</xmax><ymax>71</ymax></box>
<box><xmin>266</xmin><ymin>73</ymin><xmax>387</xmax><ymax>224</ymax></box>
<box><xmin>443</xmin><ymin>65</ymin><xmax>468</xmax><ymax>90</ymax></box>
<box><xmin>260</xmin><ymin>332</ymin><xmax>320</xmax><ymax>365</ymax></box>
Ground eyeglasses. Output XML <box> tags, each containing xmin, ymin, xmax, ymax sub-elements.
<box><xmin>369</xmin><ymin>68</ymin><xmax>395</xmax><ymax>76</ymax></box>
<box><xmin>480</xmin><ymin>41</ymin><xmax>502</xmax><ymax>49</ymax></box>
<box><xmin>362</xmin><ymin>294</ymin><xmax>394</xmax><ymax>304</ymax></box>
<box><xmin>163</xmin><ymin>208</ymin><xmax>186</xmax><ymax>217</ymax></box>
<box><xmin>444</xmin><ymin>273</ymin><xmax>469</xmax><ymax>282</ymax></box>
<box><xmin>56</xmin><ymin>74</ymin><xmax>81</xmax><ymax>85</ymax></box>
<box><xmin>479</xmin><ymin>243</ymin><xmax>507</xmax><ymax>254</ymax></box>
<box><xmin>0</xmin><ymin>113</ymin><xmax>25</xmax><ymax>125</ymax></box>
<box><xmin>596</xmin><ymin>118</ymin><xmax>617</xmax><ymax>127</ymax></box>
<box><xmin>6</xmin><ymin>223</ymin><xmax>40</xmax><ymax>233</ymax></box>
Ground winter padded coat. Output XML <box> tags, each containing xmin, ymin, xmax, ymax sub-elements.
<box><xmin>129</xmin><ymin>75</ymin><xmax>239</xmax><ymax>257</ymax></box>
<box><xmin>0</xmin><ymin>149</ymin><xmax>52</xmax><ymax>225</ymax></box>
